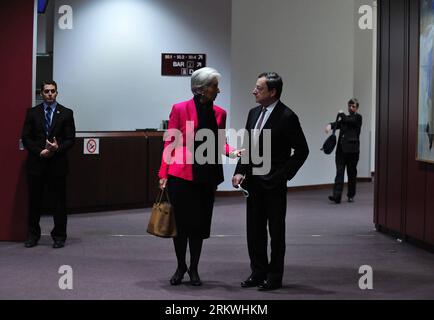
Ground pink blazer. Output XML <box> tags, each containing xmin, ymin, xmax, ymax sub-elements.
<box><xmin>158</xmin><ymin>98</ymin><xmax>233</xmax><ymax>181</ymax></box>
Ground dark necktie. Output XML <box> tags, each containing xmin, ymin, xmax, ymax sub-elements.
<box><xmin>45</xmin><ymin>106</ymin><xmax>52</xmax><ymax>136</ymax></box>
<box><xmin>255</xmin><ymin>107</ymin><xmax>267</xmax><ymax>130</ymax></box>
<box><xmin>253</xmin><ymin>107</ymin><xmax>267</xmax><ymax>143</ymax></box>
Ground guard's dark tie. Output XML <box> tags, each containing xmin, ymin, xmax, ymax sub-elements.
<box><xmin>45</xmin><ymin>106</ymin><xmax>52</xmax><ymax>137</ymax></box>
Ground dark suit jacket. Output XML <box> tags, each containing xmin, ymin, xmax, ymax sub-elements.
<box><xmin>234</xmin><ymin>101</ymin><xmax>309</xmax><ymax>190</ymax></box>
<box><xmin>21</xmin><ymin>103</ymin><xmax>76</xmax><ymax>176</ymax></box>
<box><xmin>331</xmin><ymin>113</ymin><xmax>362</xmax><ymax>154</ymax></box>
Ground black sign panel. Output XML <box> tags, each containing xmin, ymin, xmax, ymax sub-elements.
<box><xmin>161</xmin><ymin>53</ymin><xmax>206</xmax><ymax>76</ymax></box>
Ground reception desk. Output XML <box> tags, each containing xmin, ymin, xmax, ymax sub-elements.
<box><xmin>66</xmin><ymin>131</ymin><xmax>164</xmax><ymax>213</ymax></box>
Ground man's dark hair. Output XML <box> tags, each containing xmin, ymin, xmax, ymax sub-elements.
<box><xmin>40</xmin><ymin>80</ymin><xmax>58</xmax><ymax>92</ymax></box>
<box><xmin>258</xmin><ymin>72</ymin><xmax>283</xmax><ymax>99</ymax></box>
<box><xmin>348</xmin><ymin>98</ymin><xmax>359</xmax><ymax>108</ymax></box>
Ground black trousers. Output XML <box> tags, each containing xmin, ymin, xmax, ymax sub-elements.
<box><xmin>27</xmin><ymin>174</ymin><xmax>67</xmax><ymax>241</ymax></box>
<box><xmin>333</xmin><ymin>151</ymin><xmax>359</xmax><ymax>199</ymax></box>
<box><xmin>246</xmin><ymin>181</ymin><xmax>287</xmax><ymax>283</ymax></box>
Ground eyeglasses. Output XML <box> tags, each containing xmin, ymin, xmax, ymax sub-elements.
<box><xmin>236</xmin><ymin>184</ymin><xmax>249</xmax><ymax>198</ymax></box>
<box><xmin>43</xmin><ymin>89</ymin><xmax>56</xmax><ymax>94</ymax></box>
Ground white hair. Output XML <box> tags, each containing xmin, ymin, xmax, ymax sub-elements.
<box><xmin>191</xmin><ymin>67</ymin><xmax>221</xmax><ymax>95</ymax></box>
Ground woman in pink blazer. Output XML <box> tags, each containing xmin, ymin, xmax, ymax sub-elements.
<box><xmin>159</xmin><ymin>67</ymin><xmax>240</xmax><ymax>286</ymax></box>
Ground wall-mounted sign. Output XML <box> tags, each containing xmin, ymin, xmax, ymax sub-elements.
<box><xmin>83</xmin><ymin>138</ymin><xmax>99</xmax><ymax>155</ymax></box>
<box><xmin>161</xmin><ymin>53</ymin><xmax>206</xmax><ymax>76</ymax></box>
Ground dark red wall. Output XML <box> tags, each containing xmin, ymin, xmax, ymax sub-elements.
<box><xmin>0</xmin><ymin>1</ymin><xmax>34</xmax><ymax>241</ymax></box>
<box><xmin>375</xmin><ymin>0</ymin><xmax>434</xmax><ymax>246</ymax></box>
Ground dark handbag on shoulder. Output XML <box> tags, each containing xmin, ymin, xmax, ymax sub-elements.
<box><xmin>147</xmin><ymin>188</ymin><xmax>177</xmax><ymax>238</ymax></box>
<box><xmin>321</xmin><ymin>113</ymin><xmax>340</xmax><ymax>155</ymax></box>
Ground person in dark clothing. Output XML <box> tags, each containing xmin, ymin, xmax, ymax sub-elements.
<box><xmin>21</xmin><ymin>80</ymin><xmax>76</xmax><ymax>249</ymax></box>
<box><xmin>327</xmin><ymin>98</ymin><xmax>362</xmax><ymax>204</ymax></box>
<box><xmin>232</xmin><ymin>72</ymin><xmax>309</xmax><ymax>291</ymax></box>
<box><xmin>158</xmin><ymin>67</ymin><xmax>241</xmax><ymax>286</ymax></box>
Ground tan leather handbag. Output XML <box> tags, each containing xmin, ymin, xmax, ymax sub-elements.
<box><xmin>147</xmin><ymin>188</ymin><xmax>177</xmax><ymax>238</ymax></box>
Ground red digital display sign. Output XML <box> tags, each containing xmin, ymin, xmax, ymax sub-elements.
<box><xmin>161</xmin><ymin>53</ymin><xmax>206</xmax><ymax>76</ymax></box>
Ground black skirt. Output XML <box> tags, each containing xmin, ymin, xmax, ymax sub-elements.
<box><xmin>167</xmin><ymin>176</ymin><xmax>216</xmax><ymax>239</ymax></box>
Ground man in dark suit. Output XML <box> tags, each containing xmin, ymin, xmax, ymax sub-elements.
<box><xmin>21</xmin><ymin>80</ymin><xmax>76</xmax><ymax>248</ymax></box>
<box><xmin>327</xmin><ymin>98</ymin><xmax>362</xmax><ymax>204</ymax></box>
<box><xmin>232</xmin><ymin>72</ymin><xmax>309</xmax><ymax>291</ymax></box>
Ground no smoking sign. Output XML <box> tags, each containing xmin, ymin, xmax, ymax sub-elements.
<box><xmin>83</xmin><ymin>138</ymin><xmax>99</xmax><ymax>155</ymax></box>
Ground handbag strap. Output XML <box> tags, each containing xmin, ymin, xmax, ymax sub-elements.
<box><xmin>156</xmin><ymin>187</ymin><xmax>171</xmax><ymax>204</ymax></box>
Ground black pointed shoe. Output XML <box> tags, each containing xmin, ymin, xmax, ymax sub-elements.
<box><xmin>257</xmin><ymin>280</ymin><xmax>282</xmax><ymax>291</ymax></box>
<box><xmin>24</xmin><ymin>238</ymin><xmax>38</xmax><ymax>248</ymax></box>
<box><xmin>241</xmin><ymin>276</ymin><xmax>264</xmax><ymax>288</ymax></box>
<box><xmin>53</xmin><ymin>240</ymin><xmax>65</xmax><ymax>249</ymax></box>
<box><xmin>187</xmin><ymin>269</ymin><xmax>202</xmax><ymax>286</ymax></box>
<box><xmin>170</xmin><ymin>267</ymin><xmax>187</xmax><ymax>285</ymax></box>
<box><xmin>328</xmin><ymin>195</ymin><xmax>341</xmax><ymax>204</ymax></box>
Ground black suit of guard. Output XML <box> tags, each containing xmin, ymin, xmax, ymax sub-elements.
<box><xmin>21</xmin><ymin>101</ymin><xmax>75</xmax><ymax>245</ymax></box>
